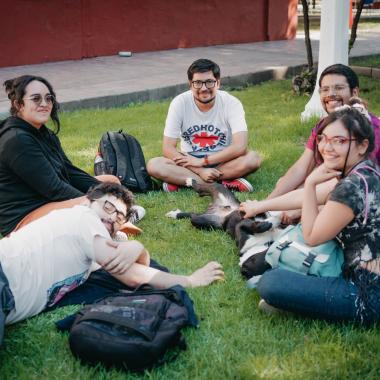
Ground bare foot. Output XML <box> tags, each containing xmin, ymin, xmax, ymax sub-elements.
<box><xmin>188</xmin><ymin>261</ymin><xmax>224</xmax><ymax>288</ymax></box>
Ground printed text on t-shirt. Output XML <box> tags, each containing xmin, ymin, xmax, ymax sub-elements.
<box><xmin>182</xmin><ymin>124</ymin><xmax>227</xmax><ymax>152</ymax></box>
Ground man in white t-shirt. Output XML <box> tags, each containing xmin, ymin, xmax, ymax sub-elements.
<box><xmin>0</xmin><ymin>182</ymin><xmax>223</xmax><ymax>345</ymax></box>
<box><xmin>147</xmin><ymin>59</ymin><xmax>261</xmax><ymax>193</ymax></box>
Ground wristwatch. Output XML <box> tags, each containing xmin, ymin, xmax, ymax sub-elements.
<box><xmin>203</xmin><ymin>155</ymin><xmax>210</xmax><ymax>167</ymax></box>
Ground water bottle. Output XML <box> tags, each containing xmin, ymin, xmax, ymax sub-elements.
<box><xmin>94</xmin><ymin>152</ymin><xmax>107</xmax><ymax>175</ymax></box>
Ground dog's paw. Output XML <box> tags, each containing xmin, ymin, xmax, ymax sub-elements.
<box><xmin>165</xmin><ymin>209</ymin><xmax>183</xmax><ymax>219</ymax></box>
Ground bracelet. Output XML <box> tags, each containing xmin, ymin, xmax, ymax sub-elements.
<box><xmin>203</xmin><ymin>155</ymin><xmax>210</xmax><ymax>167</ymax></box>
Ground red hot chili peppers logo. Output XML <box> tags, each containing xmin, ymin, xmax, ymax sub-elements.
<box><xmin>182</xmin><ymin>124</ymin><xmax>227</xmax><ymax>152</ymax></box>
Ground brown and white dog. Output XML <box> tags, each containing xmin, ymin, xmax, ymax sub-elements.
<box><xmin>166</xmin><ymin>179</ymin><xmax>283</xmax><ymax>280</ymax></box>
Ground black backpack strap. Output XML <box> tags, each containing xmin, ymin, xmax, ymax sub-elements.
<box><xmin>76</xmin><ymin>310</ymin><xmax>156</xmax><ymax>341</ymax></box>
<box><xmin>301</xmin><ymin>251</ymin><xmax>317</xmax><ymax>273</ymax></box>
<box><xmin>107</xmin><ymin>132</ymin><xmax>128</xmax><ymax>182</ymax></box>
<box><xmin>122</xmin><ymin>133</ymin><xmax>152</xmax><ymax>192</ymax></box>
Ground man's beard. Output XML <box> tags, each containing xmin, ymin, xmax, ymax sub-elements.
<box><xmin>323</xmin><ymin>94</ymin><xmax>344</xmax><ymax>112</ymax></box>
<box><xmin>196</xmin><ymin>95</ymin><xmax>216</xmax><ymax>104</ymax></box>
<box><xmin>102</xmin><ymin>219</ymin><xmax>115</xmax><ymax>236</ymax></box>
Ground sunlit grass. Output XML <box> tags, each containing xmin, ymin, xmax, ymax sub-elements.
<box><xmin>1</xmin><ymin>74</ymin><xmax>379</xmax><ymax>380</ymax></box>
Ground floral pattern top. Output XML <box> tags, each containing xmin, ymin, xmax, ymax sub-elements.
<box><xmin>330</xmin><ymin>159</ymin><xmax>380</xmax><ymax>274</ymax></box>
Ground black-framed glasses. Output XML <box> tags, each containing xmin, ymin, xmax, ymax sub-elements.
<box><xmin>24</xmin><ymin>94</ymin><xmax>55</xmax><ymax>106</ymax></box>
<box><xmin>316</xmin><ymin>134</ymin><xmax>356</xmax><ymax>148</ymax></box>
<box><xmin>103</xmin><ymin>200</ymin><xmax>127</xmax><ymax>224</ymax></box>
<box><xmin>191</xmin><ymin>79</ymin><xmax>217</xmax><ymax>89</ymax></box>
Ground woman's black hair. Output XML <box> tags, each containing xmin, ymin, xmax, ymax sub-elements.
<box><xmin>314</xmin><ymin>106</ymin><xmax>375</xmax><ymax>177</ymax></box>
<box><xmin>3</xmin><ymin>75</ymin><xmax>61</xmax><ymax>133</ymax></box>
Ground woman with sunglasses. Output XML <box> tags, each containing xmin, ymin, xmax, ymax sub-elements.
<box><xmin>0</xmin><ymin>75</ymin><xmax>122</xmax><ymax>236</ymax></box>
<box><xmin>241</xmin><ymin>107</ymin><xmax>380</xmax><ymax>324</ymax></box>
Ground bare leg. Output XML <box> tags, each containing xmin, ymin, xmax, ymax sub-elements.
<box><xmin>147</xmin><ymin>151</ymin><xmax>261</xmax><ymax>185</ymax></box>
<box><xmin>112</xmin><ymin>261</ymin><xmax>224</xmax><ymax>289</ymax></box>
<box><xmin>147</xmin><ymin>157</ymin><xmax>204</xmax><ymax>185</ymax></box>
<box><xmin>217</xmin><ymin>150</ymin><xmax>261</xmax><ymax>180</ymax></box>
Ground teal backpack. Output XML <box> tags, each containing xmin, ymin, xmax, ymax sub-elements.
<box><xmin>265</xmin><ymin>224</ymin><xmax>344</xmax><ymax>277</ymax></box>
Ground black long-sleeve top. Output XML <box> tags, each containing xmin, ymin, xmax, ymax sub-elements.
<box><xmin>0</xmin><ymin>116</ymin><xmax>99</xmax><ymax>235</ymax></box>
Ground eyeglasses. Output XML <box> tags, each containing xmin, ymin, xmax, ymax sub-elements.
<box><xmin>24</xmin><ymin>94</ymin><xmax>55</xmax><ymax>106</ymax></box>
<box><xmin>316</xmin><ymin>134</ymin><xmax>356</xmax><ymax>148</ymax></box>
<box><xmin>318</xmin><ymin>85</ymin><xmax>349</xmax><ymax>96</ymax></box>
<box><xmin>103</xmin><ymin>200</ymin><xmax>127</xmax><ymax>224</ymax></box>
<box><xmin>191</xmin><ymin>80</ymin><xmax>217</xmax><ymax>89</ymax></box>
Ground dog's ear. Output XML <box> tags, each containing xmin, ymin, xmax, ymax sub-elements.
<box><xmin>234</xmin><ymin>219</ymin><xmax>257</xmax><ymax>250</ymax></box>
<box><xmin>238</xmin><ymin>220</ymin><xmax>272</xmax><ymax>235</ymax></box>
<box><xmin>234</xmin><ymin>220</ymin><xmax>273</xmax><ymax>250</ymax></box>
<box><xmin>251</xmin><ymin>221</ymin><xmax>273</xmax><ymax>234</ymax></box>
<box><xmin>223</xmin><ymin>210</ymin><xmax>243</xmax><ymax>238</ymax></box>
<box><xmin>240</xmin><ymin>251</ymin><xmax>271</xmax><ymax>279</ymax></box>
<box><xmin>255</xmin><ymin>212</ymin><xmax>268</xmax><ymax>219</ymax></box>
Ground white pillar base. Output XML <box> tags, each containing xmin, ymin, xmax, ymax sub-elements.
<box><xmin>301</xmin><ymin>0</ymin><xmax>349</xmax><ymax>122</ymax></box>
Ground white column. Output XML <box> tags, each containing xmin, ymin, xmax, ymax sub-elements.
<box><xmin>301</xmin><ymin>0</ymin><xmax>350</xmax><ymax>121</ymax></box>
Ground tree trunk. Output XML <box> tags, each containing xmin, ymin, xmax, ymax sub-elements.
<box><xmin>301</xmin><ymin>0</ymin><xmax>313</xmax><ymax>71</ymax></box>
<box><xmin>349</xmin><ymin>0</ymin><xmax>365</xmax><ymax>53</ymax></box>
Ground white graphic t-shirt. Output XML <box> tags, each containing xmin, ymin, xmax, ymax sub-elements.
<box><xmin>0</xmin><ymin>205</ymin><xmax>109</xmax><ymax>324</ymax></box>
<box><xmin>164</xmin><ymin>90</ymin><xmax>248</xmax><ymax>157</ymax></box>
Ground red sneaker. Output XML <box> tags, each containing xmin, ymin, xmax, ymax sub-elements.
<box><xmin>222</xmin><ymin>178</ymin><xmax>253</xmax><ymax>192</ymax></box>
<box><xmin>162</xmin><ymin>182</ymin><xmax>180</xmax><ymax>192</ymax></box>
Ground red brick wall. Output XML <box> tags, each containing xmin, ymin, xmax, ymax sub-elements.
<box><xmin>0</xmin><ymin>0</ymin><xmax>297</xmax><ymax>68</ymax></box>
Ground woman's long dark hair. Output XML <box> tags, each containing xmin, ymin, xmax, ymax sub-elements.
<box><xmin>314</xmin><ymin>106</ymin><xmax>375</xmax><ymax>177</ymax></box>
<box><xmin>3</xmin><ymin>75</ymin><xmax>60</xmax><ymax>133</ymax></box>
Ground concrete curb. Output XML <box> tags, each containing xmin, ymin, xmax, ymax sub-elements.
<box><xmin>2</xmin><ymin>62</ymin><xmax>378</xmax><ymax>119</ymax></box>
<box><xmin>351</xmin><ymin>65</ymin><xmax>380</xmax><ymax>79</ymax></box>
<box><xmin>59</xmin><ymin>64</ymin><xmax>305</xmax><ymax>112</ymax></box>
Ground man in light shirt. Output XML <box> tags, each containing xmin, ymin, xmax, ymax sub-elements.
<box><xmin>0</xmin><ymin>182</ymin><xmax>223</xmax><ymax>345</ymax></box>
<box><xmin>147</xmin><ymin>58</ymin><xmax>261</xmax><ymax>193</ymax></box>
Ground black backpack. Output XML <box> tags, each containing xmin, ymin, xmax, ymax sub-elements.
<box><xmin>68</xmin><ymin>286</ymin><xmax>198</xmax><ymax>372</ymax></box>
<box><xmin>94</xmin><ymin>130</ymin><xmax>152</xmax><ymax>193</ymax></box>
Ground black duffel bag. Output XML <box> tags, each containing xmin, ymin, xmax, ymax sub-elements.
<box><xmin>68</xmin><ymin>286</ymin><xmax>198</xmax><ymax>371</ymax></box>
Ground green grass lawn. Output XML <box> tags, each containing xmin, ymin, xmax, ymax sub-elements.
<box><xmin>1</xmin><ymin>76</ymin><xmax>380</xmax><ymax>379</ymax></box>
<box><xmin>350</xmin><ymin>53</ymin><xmax>380</xmax><ymax>68</ymax></box>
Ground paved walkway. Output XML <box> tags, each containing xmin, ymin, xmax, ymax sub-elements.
<box><xmin>1</xmin><ymin>28</ymin><xmax>380</xmax><ymax>117</ymax></box>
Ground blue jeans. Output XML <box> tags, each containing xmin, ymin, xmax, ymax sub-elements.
<box><xmin>257</xmin><ymin>268</ymin><xmax>380</xmax><ymax>325</ymax></box>
<box><xmin>46</xmin><ymin>259</ymin><xmax>169</xmax><ymax>311</ymax></box>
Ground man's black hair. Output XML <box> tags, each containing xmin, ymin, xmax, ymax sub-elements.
<box><xmin>319</xmin><ymin>64</ymin><xmax>359</xmax><ymax>91</ymax></box>
<box><xmin>187</xmin><ymin>59</ymin><xmax>221</xmax><ymax>81</ymax></box>
<box><xmin>86</xmin><ymin>182</ymin><xmax>135</xmax><ymax>221</ymax></box>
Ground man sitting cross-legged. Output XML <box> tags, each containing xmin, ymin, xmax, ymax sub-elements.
<box><xmin>0</xmin><ymin>182</ymin><xmax>223</xmax><ymax>345</ymax></box>
<box><xmin>147</xmin><ymin>58</ymin><xmax>261</xmax><ymax>193</ymax></box>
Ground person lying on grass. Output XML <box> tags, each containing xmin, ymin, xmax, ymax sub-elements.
<box><xmin>241</xmin><ymin>107</ymin><xmax>380</xmax><ymax>324</ymax></box>
<box><xmin>0</xmin><ymin>182</ymin><xmax>224</xmax><ymax>346</ymax></box>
